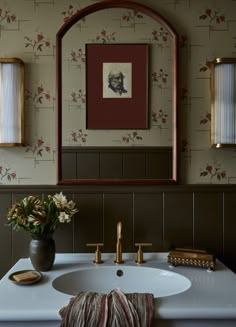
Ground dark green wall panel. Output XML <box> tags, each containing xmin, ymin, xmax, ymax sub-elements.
<box><xmin>223</xmin><ymin>192</ymin><xmax>236</xmax><ymax>271</ymax></box>
<box><xmin>134</xmin><ymin>193</ymin><xmax>163</xmax><ymax>251</ymax></box>
<box><xmin>0</xmin><ymin>193</ymin><xmax>12</xmax><ymax>277</ymax></box>
<box><xmin>74</xmin><ymin>193</ymin><xmax>103</xmax><ymax>252</ymax></box>
<box><xmin>163</xmin><ymin>192</ymin><xmax>194</xmax><ymax>250</ymax></box>
<box><xmin>194</xmin><ymin>192</ymin><xmax>223</xmax><ymax>258</ymax></box>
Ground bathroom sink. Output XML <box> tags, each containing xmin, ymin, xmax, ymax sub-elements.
<box><xmin>52</xmin><ymin>265</ymin><xmax>191</xmax><ymax>298</ymax></box>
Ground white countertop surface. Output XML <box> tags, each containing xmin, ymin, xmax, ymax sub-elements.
<box><xmin>0</xmin><ymin>253</ymin><xmax>236</xmax><ymax>323</ymax></box>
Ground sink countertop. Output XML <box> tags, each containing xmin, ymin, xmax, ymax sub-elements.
<box><xmin>0</xmin><ymin>253</ymin><xmax>236</xmax><ymax>322</ymax></box>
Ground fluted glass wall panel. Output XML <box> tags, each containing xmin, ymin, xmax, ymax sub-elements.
<box><xmin>0</xmin><ymin>59</ymin><xmax>24</xmax><ymax>146</ymax></box>
<box><xmin>214</xmin><ymin>63</ymin><xmax>236</xmax><ymax>145</ymax></box>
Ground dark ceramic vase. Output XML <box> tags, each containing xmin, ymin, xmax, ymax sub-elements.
<box><xmin>29</xmin><ymin>235</ymin><xmax>55</xmax><ymax>271</ymax></box>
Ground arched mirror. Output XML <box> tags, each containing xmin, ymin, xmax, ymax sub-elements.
<box><xmin>56</xmin><ymin>0</ymin><xmax>178</xmax><ymax>185</ymax></box>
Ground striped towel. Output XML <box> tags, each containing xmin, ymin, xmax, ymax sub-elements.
<box><xmin>59</xmin><ymin>288</ymin><xmax>154</xmax><ymax>327</ymax></box>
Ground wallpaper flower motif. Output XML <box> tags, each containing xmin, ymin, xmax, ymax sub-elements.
<box><xmin>61</xmin><ymin>4</ymin><xmax>78</xmax><ymax>23</ymax></box>
<box><xmin>152</xmin><ymin>69</ymin><xmax>168</xmax><ymax>88</ymax></box>
<box><xmin>25</xmin><ymin>84</ymin><xmax>50</xmax><ymax>104</ymax></box>
<box><xmin>152</xmin><ymin>27</ymin><xmax>169</xmax><ymax>43</ymax></box>
<box><xmin>122</xmin><ymin>10</ymin><xmax>143</xmax><ymax>23</ymax></box>
<box><xmin>200</xmin><ymin>163</ymin><xmax>226</xmax><ymax>182</ymax></box>
<box><xmin>71</xmin><ymin>129</ymin><xmax>88</xmax><ymax>144</ymax></box>
<box><xmin>96</xmin><ymin>29</ymin><xmax>116</xmax><ymax>43</ymax></box>
<box><xmin>152</xmin><ymin>109</ymin><xmax>168</xmax><ymax>127</ymax></box>
<box><xmin>70</xmin><ymin>49</ymin><xmax>86</xmax><ymax>63</ymax></box>
<box><xmin>0</xmin><ymin>166</ymin><xmax>16</xmax><ymax>182</ymax></box>
<box><xmin>24</xmin><ymin>32</ymin><xmax>50</xmax><ymax>52</ymax></box>
<box><xmin>122</xmin><ymin>131</ymin><xmax>142</xmax><ymax>144</ymax></box>
<box><xmin>0</xmin><ymin>8</ymin><xmax>16</xmax><ymax>25</ymax></box>
<box><xmin>25</xmin><ymin>138</ymin><xmax>50</xmax><ymax>157</ymax></box>
<box><xmin>199</xmin><ymin>62</ymin><xmax>209</xmax><ymax>73</ymax></box>
<box><xmin>200</xmin><ymin>112</ymin><xmax>211</xmax><ymax>125</ymax></box>
<box><xmin>71</xmin><ymin>89</ymin><xmax>86</xmax><ymax>104</ymax></box>
<box><xmin>199</xmin><ymin>8</ymin><xmax>225</xmax><ymax>24</ymax></box>
<box><xmin>61</xmin><ymin>4</ymin><xmax>86</xmax><ymax>25</ymax></box>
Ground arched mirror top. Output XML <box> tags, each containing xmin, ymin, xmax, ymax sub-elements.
<box><xmin>57</xmin><ymin>0</ymin><xmax>178</xmax><ymax>185</ymax></box>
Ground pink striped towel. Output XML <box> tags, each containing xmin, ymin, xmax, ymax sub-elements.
<box><xmin>59</xmin><ymin>288</ymin><xmax>154</xmax><ymax>327</ymax></box>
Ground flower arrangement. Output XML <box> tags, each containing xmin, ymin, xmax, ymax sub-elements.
<box><xmin>7</xmin><ymin>192</ymin><xmax>78</xmax><ymax>238</ymax></box>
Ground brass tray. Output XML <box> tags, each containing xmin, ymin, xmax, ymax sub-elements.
<box><xmin>167</xmin><ymin>248</ymin><xmax>216</xmax><ymax>271</ymax></box>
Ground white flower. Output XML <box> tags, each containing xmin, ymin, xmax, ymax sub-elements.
<box><xmin>28</xmin><ymin>215</ymin><xmax>35</xmax><ymax>222</ymax></box>
<box><xmin>33</xmin><ymin>220</ymin><xmax>41</xmax><ymax>226</ymax></box>
<box><xmin>58</xmin><ymin>212</ymin><xmax>71</xmax><ymax>223</ymax></box>
<box><xmin>53</xmin><ymin>192</ymin><xmax>68</xmax><ymax>209</ymax></box>
<box><xmin>28</xmin><ymin>215</ymin><xmax>40</xmax><ymax>226</ymax></box>
<box><xmin>67</xmin><ymin>200</ymin><xmax>76</xmax><ymax>210</ymax></box>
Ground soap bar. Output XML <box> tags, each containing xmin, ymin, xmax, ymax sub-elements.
<box><xmin>13</xmin><ymin>271</ymin><xmax>38</xmax><ymax>282</ymax></box>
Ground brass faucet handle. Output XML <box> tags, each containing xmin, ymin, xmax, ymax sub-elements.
<box><xmin>86</xmin><ymin>243</ymin><xmax>104</xmax><ymax>264</ymax></box>
<box><xmin>135</xmin><ymin>242</ymin><xmax>152</xmax><ymax>264</ymax></box>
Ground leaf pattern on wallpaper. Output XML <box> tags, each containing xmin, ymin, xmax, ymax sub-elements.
<box><xmin>25</xmin><ymin>84</ymin><xmax>50</xmax><ymax>104</ymax></box>
<box><xmin>24</xmin><ymin>32</ymin><xmax>50</xmax><ymax>52</ymax></box>
<box><xmin>71</xmin><ymin>129</ymin><xmax>88</xmax><ymax>144</ymax></box>
<box><xmin>96</xmin><ymin>29</ymin><xmax>116</xmax><ymax>43</ymax></box>
<box><xmin>25</xmin><ymin>137</ymin><xmax>50</xmax><ymax>157</ymax></box>
<box><xmin>0</xmin><ymin>166</ymin><xmax>16</xmax><ymax>182</ymax></box>
<box><xmin>151</xmin><ymin>109</ymin><xmax>168</xmax><ymax>127</ymax></box>
<box><xmin>199</xmin><ymin>61</ymin><xmax>209</xmax><ymax>73</ymax></box>
<box><xmin>199</xmin><ymin>8</ymin><xmax>225</xmax><ymax>25</ymax></box>
<box><xmin>200</xmin><ymin>112</ymin><xmax>211</xmax><ymax>125</ymax></box>
<box><xmin>71</xmin><ymin>89</ymin><xmax>86</xmax><ymax>105</ymax></box>
<box><xmin>122</xmin><ymin>131</ymin><xmax>142</xmax><ymax>144</ymax></box>
<box><xmin>122</xmin><ymin>10</ymin><xmax>143</xmax><ymax>25</ymax></box>
<box><xmin>200</xmin><ymin>162</ymin><xmax>226</xmax><ymax>182</ymax></box>
<box><xmin>0</xmin><ymin>8</ymin><xmax>16</xmax><ymax>25</ymax></box>
<box><xmin>61</xmin><ymin>4</ymin><xmax>86</xmax><ymax>23</ymax></box>
<box><xmin>151</xmin><ymin>68</ymin><xmax>168</xmax><ymax>88</ymax></box>
<box><xmin>61</xmin><ymin>4</ymin><xmax>78</xmax><ymax>23</ymax></box>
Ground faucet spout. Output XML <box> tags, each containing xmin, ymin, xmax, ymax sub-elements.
<box><xmin>117</xmin><ymin>221</ymin><xmax>122</xmax><ymax>241</ymax></box>
<box><xmin>115</xmin><ymin>221</ymin><xmax>123</xmax><ymax>264</ymax></box>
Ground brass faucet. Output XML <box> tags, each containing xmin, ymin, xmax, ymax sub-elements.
<box><xmin>115</xmin><ymin>221</ymin><xmax>123</xmax><ymax>264</ymax></box>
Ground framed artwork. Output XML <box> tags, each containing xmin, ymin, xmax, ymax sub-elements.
<box><xmin>86</xmin><ymin>44</ymin><xmax>149</xmax><ymax>129</ymax></box>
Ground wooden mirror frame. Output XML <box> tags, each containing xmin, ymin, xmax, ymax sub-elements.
<box><xmin>56</xmin><ymin>0</ymin><xmax>178</xmax><ymax>185</ymax></box>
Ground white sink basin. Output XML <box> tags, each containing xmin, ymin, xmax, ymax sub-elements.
<box><xmin>52</xmin><ymin>265</ymin><xmax>191</xmax><ymax>298</ymax></box>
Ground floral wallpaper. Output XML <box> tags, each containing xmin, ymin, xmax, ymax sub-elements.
<box><xmin>0</xmin><ymin>0</ymin><xmax>235</xmax><ymax>185</ymax></box>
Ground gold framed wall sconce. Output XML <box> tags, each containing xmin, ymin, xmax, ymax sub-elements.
<box><xmin>0</xmin><ymin>58</ymin><xmax>24</xmax><ymax>146</ymax></box>
<box><xmin>209</xmin><ymin>58</ymin><xmax>236</xmax><ymax>148</ymax></box>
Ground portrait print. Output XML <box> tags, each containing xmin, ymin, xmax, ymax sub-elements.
<box><xmin>103</xmin><ymin>62</ymin><xmax>132</xmax><ymax>98</ymax></box>
<box><xmin>86</xmin><ymin>44</ymin><xmax>148</xmax><ymax>129</ymax></box>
